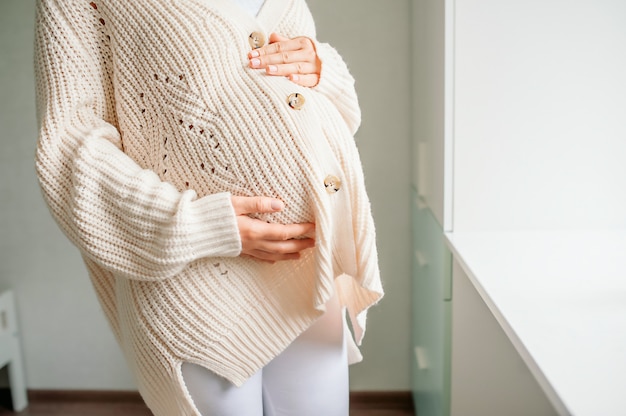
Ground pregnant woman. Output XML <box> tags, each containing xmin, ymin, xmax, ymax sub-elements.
<box><xmin>34</xmin><ymin>0</ymin><xmax>383</xmax><ymax>414</ymax></box>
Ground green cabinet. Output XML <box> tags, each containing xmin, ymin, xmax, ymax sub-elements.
<box><xmin>411</xmin><ymin>188</ymin><xmax>452</xmax><ymax>416</ymax></box>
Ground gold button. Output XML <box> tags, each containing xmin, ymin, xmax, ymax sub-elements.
<box><xmin>287</xmin><ymin>93</ymin><xmax>305</xmax><ymax>110</ymax></box>
<box><xmin>249</xmin><ymin>31</ymin><xmax>266</xmax><ymax>49</ymax></box>
<box><xmin>324</xmin><ymin>175</ymin><xmax>341</xmax><ymax>193</ymax></box>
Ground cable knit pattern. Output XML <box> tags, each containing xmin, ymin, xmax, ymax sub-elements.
<box><xmin>34</xmin><ymin>0</ymin><xmax>383</xmax><ymax>414</ymax></box>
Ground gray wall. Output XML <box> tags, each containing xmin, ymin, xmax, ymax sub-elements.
<box><xmin>0</xmin><ymin>0</ymin><xmax>411</xmax><ymax>391</ymax></box>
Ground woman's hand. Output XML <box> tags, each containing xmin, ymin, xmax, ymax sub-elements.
<box><xmin>231</xmin><ymin>196</ymin><xmax>315</xmax><ymax>263</ymax></box>
<box><xmin>248</xmin><ymin>33</ymin><xmax>322</xmax><ymax>87</ymax></box>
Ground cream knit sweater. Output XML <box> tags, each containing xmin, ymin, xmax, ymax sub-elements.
<box><xmin>34</xmin><ymin>0</ymin><xmax>382</xmax><ymax>414</ymax></box>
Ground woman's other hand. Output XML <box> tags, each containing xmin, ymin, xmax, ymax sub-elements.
<box><xmin>248</xmin><ymin>33</ymin><xmax>321</xmax><ymax>87</ymax></box>
<box><xmin>231</xmin><ymin>196</ymin><xmax>315</xmax><ymax>263</ymax></box>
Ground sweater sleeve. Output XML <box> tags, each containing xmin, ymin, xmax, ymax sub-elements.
<box><xmin>34</xmin><ymin>0</ymin><xmax>242</xmax><ymax>282</ymax></box>
<box><xmin>312</xmin><ymin>41</ymin><xmax>361</xmax><ymax>136</ymax></box>
<box><xmin>277</xmin><ymin>0</ymin><xmax>362</xmax><ymax>135</ymax></box>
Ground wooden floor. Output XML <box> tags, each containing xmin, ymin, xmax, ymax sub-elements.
<box><xmin>0</xmin><ymin>390</ymin><xmax>415</xmax><ymax>416</ymax></box>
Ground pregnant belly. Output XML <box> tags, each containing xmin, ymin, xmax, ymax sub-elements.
<box><xmin>191</xmin><ymin>110</ymin><xmax>318</xmax><ymax>226</ymax></box>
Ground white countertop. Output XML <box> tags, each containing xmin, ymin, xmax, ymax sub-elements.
<box><xmin>445</xmin><ymin>230</ymin><xmax>626</xmax><ymax>416</ymax></box>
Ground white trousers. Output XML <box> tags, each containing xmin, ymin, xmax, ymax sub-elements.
<box><xmin>181</xmin><ymin>294</ymin><xmax>349</xmax><ymax>416</ymax></box>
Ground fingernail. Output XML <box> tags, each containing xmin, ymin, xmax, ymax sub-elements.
<box><xmin>249</xmin><ymin>50</ymin><xmax>259</xmax><ymax>58</ymax></box>
<box><xmin>250</xmin><ymin>58</ymin><xmax>261</xmax><ymax>67</ymax></box>
<box><xmin>291</xmin><ymin>74</ymin><xmax>300</xmax><ymax>81</ymax></box>
<box><xmin>268</xmin><ymin>65</ymin><xmax>278</xmax><ymax>73</ymax></box>
<box><xmin>271</xmin><ymin>200</ymin><xmax>284</xmax><ymax>211</ymax></box>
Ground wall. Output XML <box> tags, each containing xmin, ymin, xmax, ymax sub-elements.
<box><xmin>411</xmin><ymin>0</ymin><xmax>451</xmax><ymax>230</ymax></box>
<box><xmin>452</xmin><ymin>0</ymin><xmax>626</xmax><ymax>231</ymax></box>
<box><xmin>0</xmin><ymin>0</ymin><xmax>412</xmax><ymax>391</ymax></box>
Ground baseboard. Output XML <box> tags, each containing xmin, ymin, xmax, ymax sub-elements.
<box><xmin>2</xmin><ymin>388</ymin><xmax>414</xmax><ymax>411</ymax></box>
<box><xmin>350</xmin><ymin>391</ymin><xmax>414</xmax><ymax>410</ymax></box>
<box><xmin>27</xmin><ymin>389</ymin><xmax>145</xmax><ymax>403</ymax></box>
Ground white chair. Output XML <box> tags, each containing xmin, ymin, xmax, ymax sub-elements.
<box><xmin>0</xmin><ymin>290</ymin><xmax>28</xmax><ymax>411</ymax></box>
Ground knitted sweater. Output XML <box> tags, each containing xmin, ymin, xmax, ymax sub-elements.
<box><xmin>34</xmin><ymin>0</ymin><xmax>382</xmax><ymax>413</ymax></box>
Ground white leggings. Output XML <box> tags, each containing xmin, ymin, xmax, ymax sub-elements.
<box><xmin>181</xmin><ymin>295</ymin><xmax>349</xmax><ymax>416</ymax></box>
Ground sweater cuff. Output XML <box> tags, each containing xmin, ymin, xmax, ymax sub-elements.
<box><xmin>185</xmin><ymin>192</ymin><xmax>242</xmax><ymax>259</ymax></box>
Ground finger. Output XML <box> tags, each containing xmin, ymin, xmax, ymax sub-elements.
<box><xmin>288</xmin><ymin>73</ymin><xmax>320</xmax><ymax>88</ymax></box>
<box><xmin>231</xmin><ymin>195</ymin><xmax>284</xmax><ymax>215</ymax></box>
<box><xmin>243</xmin><ymin>218</ymin><xmax>316</xmax><ymax>242</ymax></box>
<box><xmin>247</xmin><ymin>237</ymin><xmax>315</xmax><ymax>255</ymax></box>
<box><xmin>248</xmin><ymin>38</ymin><xmax>302</xmax><ymax>59</ymax></box>
<box><xmin>249</xmin><ymin>36</ymin><xmax>313</xmax><ymax>60</ymax></box>
<box><xmin>250</xmin><ymin>50</ymin><xmax>316</xmax><ymax>71</ymax></box>
<box><xmin>269</xmin><ymin>32</ymin><xmax>290</xmax><ymax>43</ymax></box>
<box><xmin>266</xmin><ymin>223</ymin><xmax>316</xmax><ymax>242</ymax></box>
<box><xmin>266</xmin><ymin>61</ymin><xmax>318</xmax><ymax>76</ymax></box>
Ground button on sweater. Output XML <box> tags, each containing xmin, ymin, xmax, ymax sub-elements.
<box><xmin>34</xmin><ymin>0</ymin><xmax>383</xmax><ymax>414</ymax></box>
